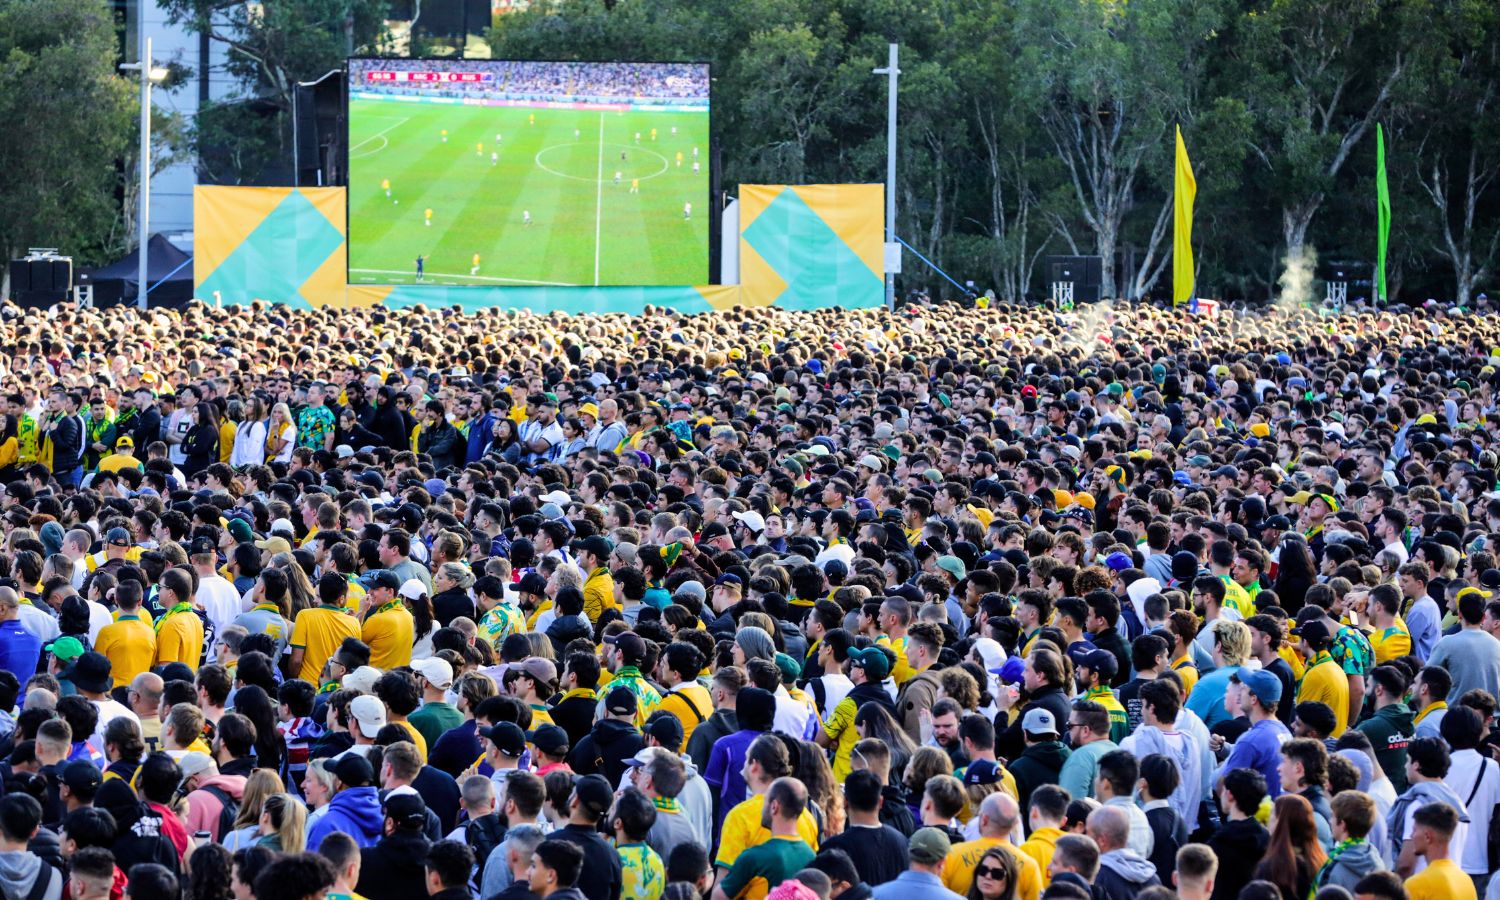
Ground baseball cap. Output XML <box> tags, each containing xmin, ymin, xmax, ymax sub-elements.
<box><xmin>383</xmin><ymin>792</ymin><xmax>428</xmax><ymax>830</ymax></box>
<box><xmin>732</xmin><ymin>510</ymin><xmax>766</xmax><ymax>534</ymax></box>
<box><xmin>531</xmin><ymin>724</ymin><xmax>571</xmax><ymax>756</ymax></box>
<box><xmin>1022</xmin><ymin>707</ymin><xmax>1059</xmax><ymax>736</ymax></box>
<box><xmin>254</xmin><ymin>536</ymin><xmax>292</xmax><ymax>555</ymax></box>
<box><xmin>935</xmin><ymin>555</ymin><xmax>967</xmax><ymax>580</ymax></box>
<box><xmin>1231</xmin><ymin>669</ymin><xmax>1284</xmax><ymax>706</ymax></box>
<box><xmin>571</xmin><ymin>774</ymin><xmax>615</xmax><ymax>817</ymax></box>
<box><xmin>105</xmin><ymin>527</ymin><xmax>131</xmax><ymax>547</ymax></box>
<box><xmin>348</xmin><ymin>694</ymin><xmax>387</xmax><ymax>738</ymax></box>
<box><xmin>398</xmin><ymin>579</ymin><xmax>427</xmax><ymax>601</ymax></box>
<box><xmin>329</xmin><ymin>753</ymin><xmax>375</xmax><ymax>788</ymax></box>
<box><xmin>61</xmin><ymin>760</ymin><xmax>102</xmax><ymax>793</ymax></box>
<box><xmin>188</xmin><ymin>536</ymin><xmax>216</xmax><ymax>557</ymax></box>
<box><xmin>515</xmin><ymin>657</ymin><xmax>558</xmax><ymax>684</ymax></box>
<box><xmin>1070</xmin><ymin>647</ymin><xmax>1118</xmax><ymax>681</ymax></box>
<box><xmin>643</xmin><ymin>714</ymin><xmax>684</xmax><ymax>750</ymax></box>
<box><xmin>342</xmin><ymin>666</ymin><xmax>382</xmax><ymax>694</ymax></box>
<box><xmin>45</xmin><ymin>636</ymin><xmax>86</xmax><ymax>663</ymax></box>
<box><xmin>605</xmin><ymin>686</ymin><xmax>639</xmax><ymax>717</ymax></box>
<box><xmin>517</xmin><ymin>573</ymin><xmax>548</xmax><ymax>596</ymax></box>
<box><xmin>479</xmin><ymin>722</ymin><xmax>527</xmax><ymax>757</ymax></box>
<box><xmin>773</xmin><ymin>652</ymin><xmax>801</xmax><ymax>684</ymax></box>
<box><xmin>573</xmin><ymin>535</ymin><xmax>613</xmax><ymax>559</ymax></box>
<box><xmin>226</xmin><ymin>518</ymin><xmax>254</xmax><ymax>544</ymax></box>
<box><xmin>176</xmin><ymin>752</ymin><xmax>216</xmax><ymax>782</ymax></box>
<box><xmin>1291</xmin><ymin>619</ymin><xmax>1334</xmax><ymax>645</ymax></box>
<box><xmin>358</xmin><ymin>570</ymin><xmax>401</xmax><ymax>592</ymax></box>
<box><xmin>412</xmin><ymin>657</ymin><xmax>454</xmax><ymax>689</ymax></box>
<box><xmin>847</xmin><ymin>646</ymin><xmax>891</xmax><ymax>681</ymax></box>
<box><xmin>963</xmin><ymin>758</ymin><xmax>1000</xmax><ymax>786</ymax></box>
<box><xmin>603</xmin><ymin>631</ymin><xmax>647</xmax><ymax>664</ymax></box>
<box><xmin>908</xmin><ymin>827</ymin><xmax>953</xmax><ymax>865</ymax></box>
<box><xmin>114</xmin><ymin>436</ymin><xmax>134</xmax><ymax>449</ymax></box>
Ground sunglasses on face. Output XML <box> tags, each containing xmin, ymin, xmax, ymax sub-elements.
<box><xmin>975</xmin><ymin>866</ymin><xmax>1008</xmax><ymax>880</ymax></box>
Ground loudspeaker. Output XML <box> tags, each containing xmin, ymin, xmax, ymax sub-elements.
<box><xmin>1045</xmin><ymin>255</ymin><xmax>1103</xmax><ymax>303</ymax></box>
<box><xmin>9</xmin><ymin>259</ymin><xmax>29</xmax><ymax>293</ymax></box>
<box><xmin>45</xmin><ymin>258</ymin><xmax>71</xmax><ymax>292</ymax></box>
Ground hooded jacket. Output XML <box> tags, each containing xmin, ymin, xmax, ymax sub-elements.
<box><xmin>1355</xmin><ymin>702</ymin><xmax>1414</xmax><ymax>794</ymax></box>
<box><xmin>356</xmin><ymin>829</ymin><xmax>433</xmax><ymax>900</ymax></box>
<box><xmin>685</xmin><ymin>709</ymin><xmax>737</xmax><ymax>772</ymax></box>
<box><xmin>1207</xmin><ymin>817</ymin><xmax>1270</xmax><ymax>900</ymax></box>
<box><xmin>308</xmin><ymin>785</ymin><xmax>385</xmax><ymax>849</ymax></box>
<box><xmin>1008</xmin><ymin>740</ymin><xmax>1071</xmax><ymax>818</ymax></box>
<box><xmin>1387</xmin><ymin>779</ymin><xmax>1470</xmax><ymax>861</ymax></box>
<box><xmin>430</xmin><ymin>587</ymin><xmax>476</xmax><ymax>628</ymax></box>
<box><xmin>185</xmin><ymin>773</ymin><xmax>248</xmax><ymax>840</ymax></box>
<box><xmin>546</xmin><ymin>615</ymin><xmax>593</xmax><ymax>656</ymax></box>
<box><xmin>1312</xmin><ymin>838</ymin><xmax>1386</xmax><ymax>894</ymax></box>
<box><xmin>0</xmin><ymin>850</ymin><xmax>60</xmax><ymax>900</ymax></box>
<box><xmin>998</xmin><ymin>686</ymin><xmax>1072</xmax><ymax>761</ymax></box>
<box><xmin>569</xmin><ymin>718</ymin><xmax>645</xmax><ymax>785</ymax></box>
<box><xmin>1093</xmin><ymin>848</ymin><xmax>1161</xmax><ymax>900</ymax></box>
<box><xmin>1122</xmin><ymin>725</ymin><xmax>1202</xmax><ymax>824</ymax></box>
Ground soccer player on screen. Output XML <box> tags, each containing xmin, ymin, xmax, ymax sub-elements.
<box><xmin>675</xmin><ymin>151</ymin><xmax>683</xmax><ymax>167</ymax></box>
<box><xmin>529</xmin><ymin>113</ymin><xmax>535</xmax><ymax>125</ymax></box>
<box><xmin>471</xmin><ymin>253</ymin><xmax>481</xmax><ymax>276</ymax></box>
<box><xmin>651</xmin><ymin>128</ymin><xmax>657</xmax><ymax>141</ymax></box>
<box><xmin>441</xmin><ymin>129</ymin><xmax>448</xmax><ymax>143</ymax></box>
<box><xmin>425</xmin><ymin>208</ymin><xmax>433</xmax><ymax>227</ymax></box>
<box><xmin>692</xmin><ymin>160</ymin><xmax>700</xmax><ymax>174</ymax></box>
<box><xmin>415</xmin><ymin>255</ymin><xmax>424</xmax><ymax>281</ymax></box>
<box><xmin>614</xmin><ymin>171</ymin><xmax>621</xmax><ymax>186</ymax></box>
<box><xmin>634</xmin><ymin>132</ymin><xmax>641</xmax><ymax>143</ymax></box>
<box><xmin>683</xmin><ymin>202</ymin><xmax>692</xmax><ymax>220</ymax></box>
<box><xmin>629</xmin><ymin>178</ymin><xmax>639</xmax><ymax>194</ymax></box>
<box><xmin>382</xmin><ymin>178</ymin><xmax>391</xmax><ymax>198</ymax></box>
<box><xmin>523</xmin><ymin>210</ymin><xmax>531</xmax><ymax>227</ymax></box>
<box><xmin>692</xmin><ymin>146</ymin><xmax>699</xmax><ymax>159</ymax></box>
<box><xmin>491</xmin><ymin>152</ymin><xmax>498</xmax><ymax>166</ymax></box>
<box><xmin>477</xmin><ymin>142</ymin><xmax>483</xmax><ymax>156</ymax></box>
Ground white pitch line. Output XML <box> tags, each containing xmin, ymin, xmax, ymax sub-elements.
<box><xmin>349</xmin><ymin>117</ymin><xmax>409</xmax><ymax>154</ymax></box>
<box><xmin>349</xmin><ymin>268</ymin><xmax>575</xmax><ymax>287</ymax></box>
<box><xmin>594</xmin><ymin>111</ymin><xmax>605</xmax><ymax>287</ymax></box>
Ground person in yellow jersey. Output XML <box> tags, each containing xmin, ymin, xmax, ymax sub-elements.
<box><xmin>425</xmin><ymin>208</ymin><xmax>433</xmax><ymax>227</ymax></box>
<box><xmin>96</xmin><ymin>435</ymin><xmax>142</xmax><ymax>474</ymax></box>
<box><xmin>382</xmin><ymin>178</ymin><xmax>391</xmax><ymax>198</ymax></box>
<box><xmin>1402</xmin><ymin>800</ymin><xmax>1476</xmax><ymax>900</ymax></box>
<box><xmin>576</xmin><ymin>536</ymin><xmax>617</xmax><ymax>623</ymax></box>
<box><xmin>942</xmin><ymin>792</ymin><xmax>1043</xmax><ymax>899</ymax></box>
<box><xmin>440</xmin><ymin>129</ymin><xmax>448</xmax><ymax>142</ymax></box>
<box><xmin>373</xmin><ymin>668</ymin><xmax>428</xmax><ymax>761</ymax></box>
<box><xmin>713</xmin><ymin>777</ymin><xmax>816</xmax><ymax>900</ymax></box>
<box><xmin>653</xmin><ymin>642</ymin><xmax>713</xmax><ymax>753</ymax></box>
<box><xmin>152</xmin><ymin>568</ymin><xmax>203</xmax><ymax>671</ymax></box>
<box><xmin>1365</xmin><ymin>584</ymin><xmax>1412</xmax><ymax>663</ymax></box>
<box><xmin>714</xmin><ymin>735</ymin><xmax>820</xmax><ymax>896</ymax></box>
<box><xmin>1294</xmin><ymin>619</ymin><xmax>1351</xmax><ymax>736</ymax></box>
<box><xmin>287</xmin><ymin>572</ymin><xmax>361</xmax><ymax>683</ymax></box>
<box><xmin>471</xmin><ymin>253</ymin><xmax>482</xmax><ymax>276</ymax></box>
<box><xmin>507</xmin><ymin>657</ymin><xmax>557</xmax><ymax>728</ymax></box>
<box><xmin>359</xmin><ymin>570</ymin><xmax>414</xmax><ymax>670</ymax></box>
<box><xmin>94</xmin><ymin>579</ymin><xmax>154</xmax><ymax>688</ymax></box>
<box><xmin>876</xmin><ymin>597</ymin><xmax>915</xmax><ymax>685</ymax></box>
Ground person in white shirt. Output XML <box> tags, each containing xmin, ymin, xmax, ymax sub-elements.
<box><xmin>190</xmin><ymin>537</ymin><xmax>243</xmax><ymax>662</ymax></box>
<box><xmin>1437</xmin><ymin>706</ymin><xmax>1500</xmax><ymax>882</ymax></box>
<box><xmin>62</xmin><ymin>529</ymin><xmax>91</xmax><ymax>591</ymax></box>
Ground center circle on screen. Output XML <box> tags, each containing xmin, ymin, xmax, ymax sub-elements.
<box><xmin>534</xmin><ymin>142</ymin><xmax>670</xmax><ymax>183</ymax></box>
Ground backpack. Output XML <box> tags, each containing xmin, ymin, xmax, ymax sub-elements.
<box><xmin>198</xmin><ymin>783</ymin><xmax>241</xmax><ymax>841</ymax></box>
<box><xmin>25</xmin><ymin>863</ymin><xmax>57</xmax><ymax>900</ymax></box>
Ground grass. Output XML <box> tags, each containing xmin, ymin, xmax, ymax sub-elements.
<box><xmin>347</xmin><ymin>97</ymin><xmax>711</xmax><ymax>287</ymax></box>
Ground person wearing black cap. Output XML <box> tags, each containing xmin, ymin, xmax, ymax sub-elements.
<box><xmin>1071</xmin><ymin>649</ymin><xmax>1126</xmax><ymax>744</ymax></box>
<box><xmin>547</xmin><ymin>774</ymin><xmax>623</xmax><ymax>900</ymax></box>
<box><xmin>356</xmin><ymin>792</ymin><xmax>433</xmax><ymax>900</ymax></box>
<box><xmin>597</xmin><ymin>632</ymin><xmax>662</xmax><ymax>727</ymax></box>
<box><xmin>568</xmin><ymin>687</ymin><xmax>644</xmax><ymax>786</ymax></box>
<box><xmin>307</xmin><ymin>754</ymin><xmax>384</xmax><ymax>849</ymax></box>
<box><xmin>574</xmin><ymin>535</ymin><xmax>615</xmax><ymax>623</ymax></box>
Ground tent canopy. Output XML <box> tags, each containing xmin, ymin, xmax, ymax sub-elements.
<box><xmin>80</xmin><ymin>234</ymin><xmax>194</xmax><ymax>307</ymax></box>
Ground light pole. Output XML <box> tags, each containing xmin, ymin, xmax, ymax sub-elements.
<box><xmin>120</xmin><ymin>37</ymin><xmax>168</xmax><ymax>310</ymax></box>
<box><xmin>873</xmin><ymin>44</ymin><xmax>899</xmax><ymax>311</ymax></box>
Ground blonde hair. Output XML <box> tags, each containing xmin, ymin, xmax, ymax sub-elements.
<box><xmin>1212</xmin><ymin>619</ymin><xmax>1253</xmax><ymax>666</ymax></box>
<box><xmin>233</xmin><ymin>769</ymin><xmax>286</xmax><ymax>830</ymax></box>
<box><xmin>261</xmin><ymin>792</ymin><xmax>307</xmax><ymax>852</ymax></box>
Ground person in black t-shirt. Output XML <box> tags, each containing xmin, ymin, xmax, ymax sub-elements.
<box><xmin>822</xmin><ymin>770</ymin><xmax>910</xmax><ymax>887</ymax></box>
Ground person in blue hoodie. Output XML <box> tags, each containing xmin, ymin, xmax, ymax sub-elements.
<box><xmin>307</xmin><ymin>753</ymin><xmax>384</xmax><ymax>849</ymax></box>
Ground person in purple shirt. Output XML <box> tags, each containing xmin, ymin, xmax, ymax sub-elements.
<box><xmin>1215</xmin><ymin>669</ymin><xmax>1291</xmax><ymax>797</ymax></box>
<box><xmin>703</xmin><ymin>686</ymin><xmax>776</xmax><ymax>822</ymax></box>
<box><xmin>0</xmin><ymin>591</ymin><xmax>40</xmax><ymax>684</ymax></box>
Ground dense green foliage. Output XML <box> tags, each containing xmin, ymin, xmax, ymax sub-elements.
<box><xmin>483</xmin><ymin>0</ymin><xmax>1500</xmax><ymax>303</ymax></box>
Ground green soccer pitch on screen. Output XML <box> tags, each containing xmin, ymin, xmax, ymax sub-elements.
<box><xmin>347</xmin><ymin>58</ymin><xmax>711</xmax><ymax>288</ymax></box>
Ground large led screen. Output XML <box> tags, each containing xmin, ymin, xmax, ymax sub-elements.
<box><xmin>348</xmin><ymin>59</ymin><xmax>710</xmax><ymax>287</ymax></box>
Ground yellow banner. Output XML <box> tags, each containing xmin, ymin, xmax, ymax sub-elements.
<box><xmin>1173</xmin><ymin>126</ymin><xmax>1197</xmax><ymax>307</ymax></box>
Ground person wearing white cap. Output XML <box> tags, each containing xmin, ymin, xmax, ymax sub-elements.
<box><xmin>334</xmin><ymin>694</ymin><xmax>387</xmax><ymax>761</ymax></box>
<box><xmin>409</xmin><ymin>657</ymin><xmax>460</xmax><ymax>749</ymax></box>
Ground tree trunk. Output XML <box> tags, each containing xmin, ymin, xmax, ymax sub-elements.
<box><xmin>1282</xmin><ymin>199</ymin><xmax>1321</xmax><ymax>264</ymax></box>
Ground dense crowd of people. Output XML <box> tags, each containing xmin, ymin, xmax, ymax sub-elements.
<box><xmin>0</xmin><ymin>297</ymin><xmax>1497</xmax><ymax>900</ymax></box>
<box><xmin>349</xmin><ymin>59</ymin><xmax>710</xmax><ymax>101</ymax></box>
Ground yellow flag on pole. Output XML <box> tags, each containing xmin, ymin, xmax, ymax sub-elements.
<box><xmin>1173</xmin><ymin>125</ymin><xmax>1197</xmax><ymax>307</ymax></box>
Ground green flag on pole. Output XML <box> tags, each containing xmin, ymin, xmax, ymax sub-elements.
<box><xmin>1376</xmin><ymin>123</ymin><xmax>1391</xmax><ymax>303</ymax></box>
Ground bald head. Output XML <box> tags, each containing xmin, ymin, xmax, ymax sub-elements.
<box><xmin>1086</xmin><ymin>804</ymin><xmax>1132</xmax><ymax>852</ymax></box>
<box><xmin>130</xmin><ymin>672</ymin><xmax>164</xmax><ymax>710</ymax></box>
<box><xmin>0</xmin><ymin>586</ymin><xmax>17</xmax><ymax>618</ymax></box>
<box><xmin>978</xmin><ymin>791</ymin><xmax>1020</xmax><ymax>837</ymax></box>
